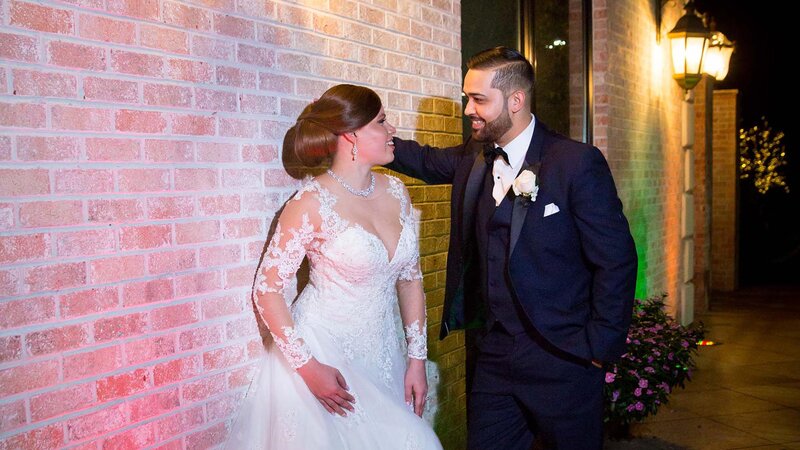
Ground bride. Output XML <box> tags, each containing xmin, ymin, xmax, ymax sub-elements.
<box><xmin>226</xmin><ymin>84</ymin><xmax>443</xmax><ymax>449</ymax></box>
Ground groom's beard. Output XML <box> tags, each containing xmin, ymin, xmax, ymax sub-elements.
<box><xmin>470</xmin><ymin>102</ymin><xmax>513</xmax><ymax>144</ymax></box>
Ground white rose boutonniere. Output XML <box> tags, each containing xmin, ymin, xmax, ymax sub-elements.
<box><xmin>512</xmin><ymin>169</ymin><xmax>538</xmax><ymax>203</ymax></box>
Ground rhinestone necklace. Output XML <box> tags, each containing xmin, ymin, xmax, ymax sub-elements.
<box><xmin>327</xmin><ymin>169</ymin><xmax>375</xmax><ymax>197</ymax></box>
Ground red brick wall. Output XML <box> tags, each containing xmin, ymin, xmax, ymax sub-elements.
<box><xmin>711</xmin><ymin>89</ymin><xmax>739</xmax><ymax>292</ymax></box>
<box><xmin>592</xmin><ymin>0</ymin><xmax>685</xmax><ymax>315</ymax></box>
<box><xmin>0</xmin><ymin>1</ymin><xmax>463</xmax><ymax>448</ymax></box>
<box><xmin>693</xmin><ymin>79</ymin><xmax>713</xmax><ymax>312</ymax></box>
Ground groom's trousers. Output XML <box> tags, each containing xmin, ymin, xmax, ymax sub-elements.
<box><xmin>466</xmin><ymin>323</ymin><xmax>604</xmax><ymax>450</ymax></box>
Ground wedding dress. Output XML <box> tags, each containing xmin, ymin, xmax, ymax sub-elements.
<box><xmin>226</xmin><ymin>175</ymin><xmax>442</xmax><ymax>449</ymax></box>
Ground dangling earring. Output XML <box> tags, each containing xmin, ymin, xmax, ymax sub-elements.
<box><xmin>351</xmin><ymin>142</ymin><xmax>358</xmax><ymax>161</ymax></box>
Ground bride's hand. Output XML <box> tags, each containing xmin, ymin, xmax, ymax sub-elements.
<box><xmin>296</xmin><ymin>358</ymin><xmax>355</xmax><ymax>416</ymax></box>
<box><xmin>404</xmin><ymin>359</ymin><xmax>428</xmax><ymax>417</ymax></box>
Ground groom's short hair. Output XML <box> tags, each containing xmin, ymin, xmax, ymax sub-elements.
<box><xmin>467</xmin><ymin>46</ymin><xmax>534</xmax><ymax>101</ymax></box>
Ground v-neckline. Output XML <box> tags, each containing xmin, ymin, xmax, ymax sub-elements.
<box><xmin>315</xmin><ymin>179</ymin><xmax>406</xmax><ymax>264</ymax></box>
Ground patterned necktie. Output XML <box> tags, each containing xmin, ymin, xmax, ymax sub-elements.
<box><xmin>483</xmin><ymin>144</ymin><xmax>509</xmax><ymax>165</ymax></box>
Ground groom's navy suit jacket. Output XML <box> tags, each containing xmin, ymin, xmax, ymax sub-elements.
<box><xmin>388</xmin><ymin>123</ymin><xmax>637</xmax><ymax>364</ymax></box>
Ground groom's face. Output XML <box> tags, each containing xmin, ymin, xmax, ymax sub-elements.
<box><xmin>463</xmin><ymin>69</ymin><xmax>513</xmax><ymax>143</ymax></box>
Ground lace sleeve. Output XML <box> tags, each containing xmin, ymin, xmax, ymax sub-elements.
<box><xmin>404</xmin><ymin>312</ymin><xmax>428</xmax><ymax>360</ymax></box>
<box><xmin>398</xmin><ymin>195</ymin><xmax>423</xmax><ymax>282</ymax></box>
<box><xmin>254</xmin><ymin>190</ymin><xmax>321</xmax><ymax>369</ymax></box>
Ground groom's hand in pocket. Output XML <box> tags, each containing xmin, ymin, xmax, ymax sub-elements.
<box><xmin>297</xmin><ymin>358</ymin><xmax>356</xmax><ymax>416</ymax></box>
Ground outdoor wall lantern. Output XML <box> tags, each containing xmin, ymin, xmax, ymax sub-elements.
<box><xmin>702</xmin><ymin>29</ymin><xmax>734</xmax><ymax>81</ymax></box>
<box><xmin>667</xmin><ymin>0</ymin><xmax>710</xmax><ymax>91</ymax></box>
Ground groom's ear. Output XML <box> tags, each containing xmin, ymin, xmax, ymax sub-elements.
<box><xmin>508</xmin><ymin>90</ymin><xmax>526</xmax><ymax>113</ymax></box>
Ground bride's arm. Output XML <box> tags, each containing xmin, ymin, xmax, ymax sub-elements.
<box><xmin>255</xmin><ymin>192</ymin><xmax>354</xmax><ymax>416</ymax></box>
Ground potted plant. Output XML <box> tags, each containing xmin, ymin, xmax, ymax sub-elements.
<box><xmin>603</xmin><ymin>294</ymin><xmax>705</xmax><ymax>438</ymax></box>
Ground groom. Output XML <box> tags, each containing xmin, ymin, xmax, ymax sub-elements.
<box><xmin>387</xmin><ymin>47</ymin><xmax>637</xmax><ymax>449</ymax></box>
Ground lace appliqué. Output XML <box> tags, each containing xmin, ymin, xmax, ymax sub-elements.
<box><xmin>334</xmin><ymin>391</ymin><xmax>366</xmax><ymax>427</ymax></box>
<box><xmin>270</xmin><ymin>326</ymin><xmax>312</xmax><ymax>369</ymax></box>
<box><xmin>279</xmin><ymin>409</ymin><xmax>298</xmax><ymax>441</ymax></box>
<box><xmin>404</xmin><ymin>318</ymin><xmax>427</xmax><ymax>360</ymax></box>
<box><xmin>255</xmin><ymin>213</ymin><xmax>316</xmax><ymax>296</ymax></box>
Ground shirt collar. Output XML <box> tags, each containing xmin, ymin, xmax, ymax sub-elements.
<box><xmin>495</xmin><ymin>114</ymin><xmax>536</xmax><ymax>171</ymax></box>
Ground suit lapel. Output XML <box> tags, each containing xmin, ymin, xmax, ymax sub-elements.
<box><xmin>509</xmin><ymin>124</ymin><xmax>546</xmax><ymax>255</ymax></box>
<box><xmin>461</xmin><ymin>149</ymin><xmax>488</xmax><ymax>243</ymax></box>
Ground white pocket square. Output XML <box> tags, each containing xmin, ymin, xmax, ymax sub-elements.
<box><xmin>543</xmin><ymin>203</ymin><xmax>560</xmax><ymax>217</ymax></box>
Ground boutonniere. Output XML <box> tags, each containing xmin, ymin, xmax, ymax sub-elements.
<box><xmin>512</xmin><ymin>169</ymin><xmax>539</xmax><ymax>205</ymax></box>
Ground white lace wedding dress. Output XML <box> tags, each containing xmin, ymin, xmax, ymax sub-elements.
<box><xmin>226</xmin><ymin>175</ymin><xmax>442</xmax><ymax>449</ymax></box>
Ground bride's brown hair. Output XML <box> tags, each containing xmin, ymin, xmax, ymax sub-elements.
<box><xmin>288</xmin><ymin>84</ymin><xmax>382</xmax><ymax>167</ymax></box>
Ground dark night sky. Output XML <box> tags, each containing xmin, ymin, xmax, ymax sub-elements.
<box><xmin>694</xmin><ymin>0</ymin><xmax>798</xmax><ymax>285</ymax></box>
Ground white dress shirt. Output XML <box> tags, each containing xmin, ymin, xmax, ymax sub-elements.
<box><xmin>491</xmin><ymin>114</ymin><xmax>536</xmax><ymax>205</ymax></box>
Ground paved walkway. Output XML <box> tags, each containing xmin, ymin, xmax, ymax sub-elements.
<box><xmin>606</xmin><ymin>286</ymin><xmax>800</xmax><ymax>449</ymax></box>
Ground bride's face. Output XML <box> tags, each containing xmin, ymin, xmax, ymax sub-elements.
<box><xmin>355</xmin><ymin>106</ymin><xmax>397</xmax><ymax>165</ymax></box>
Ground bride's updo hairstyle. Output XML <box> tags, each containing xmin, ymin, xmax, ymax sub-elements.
<box><xmin>290</xmin><ymin>84</ymin><xmax>382</xmax><ymax>167</ymax></box>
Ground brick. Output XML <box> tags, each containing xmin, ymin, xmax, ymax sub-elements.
<box><xmin>199</xmin><ymin>195</ymin><xmax>239</xmax><ymax>215</ymax></box>
<box><xmin>26</xmin><ymin>324</ymin><xmax>90</xmax><ymax>356</ymax></box>
<box><xmin>260</xmin><ymin>120</ymin><xmax>291</xmax><ymax>140</ymax></box>
<box><xmin>178</xmin><ymin>325</ymin><xmax>222</xmax><ymax>351</ymax></box>
<box><xmin>224</xmin><ymin>265</ymin><xmax>253</xmax><ymax>289</ymax></box>
<box><xmin>120</xmin><ymin>225</ymin><xmax>171</xmax><ymax>250</ymax></box>
<box><xmin>60</xmin><ymin>286</ymin><xmax>118</xmax><ymax>318</ymax></box>
<box><xmin>0</xmin><ymin>399</ymin><xmax>26</xmax><ymax>432</ymax></box>
<box><xmin>19</xmin><ymin>200</ymin><xmax>82</xmax><ymax>227</ymax></box>
<box><xmin>118</xmin><ymin>168</ymin><xmax>170</xmax><ymax>192</ymax></box>
<box><xmin>13</xmin><ymin>69</ymin><xmax>77</xmax><ymax>97</ymax></box>
<box><xmin>0</xmin><ymin>233</ymin><xmax>48</xmax><ymax>264</ymax></box>
<box><xmin>206</xmin><ymin>394</ymin><xmax>239</xmax><ymax>421</ymax></box>
<box><xmin>0</xmin><ymin>102</ymin><xmax>46</xmax><ymax>128</ymax></box>
<box><xmin>196</xmin><ymin>142</ymin><xmax>237</xmax><ymax>162</ymax></box>
<box><xmin>116</xmin><ymin>109</ymin><xmax>167</xmax><ymax>133</ymax></box>
<box><xmin>24</xmin><ymin>261</ymin><xmax>86</xmax><ymax>292</ymax></box>
<box><xmin>30</xmin><ymin>383</ymin><xmax>94</xmax><ymax>421</ymax></box>
<box><xmin>125</xmin><ymin>335</ymin><xmax>175</xmax><ymax>365</ymax></box>
<box><xmin>0</xmin><ymin>269</ymin><xmax>20</xmax><ymax>297</ymax></box>
<box><xmin>147</xmin><ymin>249</ymin><xmax>196</xmax><ymax>275</ymax></box>
<box><xmin>47</xmin><ymin>41</ymin><xmax>105</xmax><ymax>70</ymax></box>
<box><xmin>122</xmin><ymin>278</ymin><xmax>174</xmax><ymax>306</ymax></box>
<box><xmin>0</xmin><ymin>137</ymin><xmax>9</xmax><ymax>160</ymax></box>
<box><xmin>147</xmin><ymin>196</ymin><xmax>194</xmax><ymax>219</ymax></box>
<box><xmin>0</xmin><ymin>32</ymin><xmax>38</xmax><ymax>62</ymax></box>
<box><xmin>165</xmin><ymin>58</ymin><xmax>212</xmax><ymax>83</ymax></box>
<box><xmin>172</xmin><ymin>114</ymin><xmax>215</xmax><ymax>135</ymax></box>
<box><xmin>0</xmin><ymin>335</ymin><xmax>22</xmax><ymax>364</ymax></box>
<box><xmin>97</xmin><ymin>368</ymin><xmax>151</xmax><ymax>402</ymax></box>
<box><xmin>201</xmin><ymin>295</ymin><xmax>242</xmax><ymax>320</ymax></box>
<box><xmin>89</xmin><ymin>198</ymin><xmax>146</xmax><ymax>223</ymax></box>
<box><xmin>110</xmin><ymin>50</ymin><xmax>163</xmax><ymax>77</ymax></box>
<box><xmin>215</xmin><ymin>14</ymin><xmax>254</xmax><ymax>40</ymax></box>
<box><xmin>54</xmin><ymin>169</ymin><xmax>114</xmax><ymax>193</ymax></box>
<box><xmin>191</xmin><ymin>35</ymin><xmax>234</xmax><ymax>60</ymax></box>
<box><xmin>151</xmin><ymin>302</ymin><xmax>198</xmax><ymax>331</ymax></box>
<box><xmin>200</xmin><ymin>244</ymin><xmax>241</xmax><ymax>267</ymax></box>
<box><xmin>129</xmin><ymin>389</ymin><xmax>180</xmax><ymax>422</ymax></box>
<box><xmin>95</xmin><ymin>312</ymin><xmax>148</xmax><ymax>342</ymax></box>
<box><xmin>17</xmin><ymin>136</ymin><xmax>79</xmax><ymax>161</ymax></box>
<box><xmin>84</xmin><ymin>77</ymin><xmax>138</xmax><ymax>103</ymax></box>
<box><xmin>0</xmin><ymin>424</ymin><xmax>63</xmax><ymax>449</ymax></box>
<box><xmin>78</xmin><ymin>13</ymin><xmax>135</xmax><ymax>44</ymax></box>
<box><xmin>239</xmin><ymin>93</ymin><xmax>278</xmax><ymax>115</ymax></box>
<box><xmin>175</xmin><ymin>168</ymin><xmax>217</xmax><ymax>191</ymax></box>
<box><xmin>258</xmin><ymin>72</ymin><xmax>292</xmax><ymax>93</ymax></box>
<box><xmin>10</xmin><ymin>1</ymin><xmax>74</xmax><ymax>35</ymax></box>
<box><xmin>107</xmin><ymin>0</ymin><xmax>159</xmax><ymax>20</ymax></box>
<box><xmin>0</xmin><ymin>360</ymin><xmax>59</xmax><ymax>395</ymax></box>
<box><xmin>0</xmin><ymin>295</ymin><xmax>55</xmax><ymax>329</ymax></box>
<box><xmin>153</xmin><ymin>355</ymin><xmax>201</xmax><ymax>386</ymax></box>
<box><xmin>65</xmin><ymin>403</ymin><xmax>127</xmax><ymax>441</ymax></box>
<box><xmin>238</xmin><ymin>44</ymin><xmax>275</xmax><ymax>68</ymax></box>
<box><xmin>153</xmin><ymin>408</ymin><xmax>203</xmax><ymax>441</ymax></box>
<box><xmin>89</xmin><ymin>254</ymin><xmax>145</xmax><ymax>284</ymax></box>
<box><xmin>277</xmin><ymin>52</ymin><xmax>312</xmax><ymax>74</ymax></box>
<box><xmin>175</xmin><ymin>271</ymin><xmax>221</xmax><ymax>297</ymax></box>
<box><xmin>195</xmin><ymin>88</ymin><xmax>237</xmax><ymax>112</ymax></box>
<box><xmin>182</xmin><ymin>373</ymin><xmax>225</xmax><ymax>402</ymax></box>
<box><xmin>143</xmin><ymin>83</ymin><xmax>192</xmax><ymax>108</ymax></box>
<box><xmin>222</xmin><ymin>168</ymin><xmax>261</xmax><ymax>189</ymax></box>
<box><xmin>242</xmin><ymin>144</ymin><xmax>278</xmax><ymax>163</ymax></box>
<box><xmin>101</xmin><ymin>422</ymin><xmax>157</xmax><ymax>449</ymax></box>
<box><xmin>144</xmin><ymin>139</ymin><xmax>193</xmax><ymax>162</ymax></box>
<box><xmin>140</xmin><ymin>24</ymin><xmax>188</xmax><ymax>54</ymax></box>
<box><xmin>186</xmin><ymin>422</ymin><xmax>227</xmax><ymax>449</ymax></box>
<box><xmin>52</xmin><ymin>105</ymin><xmax>113</xmax><ymax>131</ymax></box>
<box><xmin>86</xmin><ymin>137</ymin><xmax>140</xmax><ymax>161</ymax></box>
<box><xmin>56</xmin><ymin>229</ymin><xmax>115</xmax><ymax>258</ymax></box>
<box><xmin>216</xmin><ymin>66</ymin><xmax>256</xmax><ymax>89</ymax></box>
<box><xmin>63</xmin><ymin>345</ymin><xmax>123</xmax><ymax>380</ymax></box>
<box><xmin>223</xmin><ymin>218</ymin><xmax>261</xmax><ymax>239</ymax></box>
<box><xmin>163</xmin><ymin>1</ymin><xmax>212</xmax><ymax>31</ymax></box>
<box><xmin>176</xmin><ymin>220</ymin><xmax>219</xmax><ymax>244</ymax></box>
<box><xmin>219</xmin><ymin>117</ymin><xmax>258</xmax><ymax>139</ymax></box>
<box><xmin>227</xmin><ymin>363</ymin><xmax>257</xmax><ymax>388</ymax></box>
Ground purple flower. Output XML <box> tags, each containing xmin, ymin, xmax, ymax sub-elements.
<box><xmin>634</xmin><ymin>388</ymin><xmax>642</xmax><ymax>397</ymax></box>
<box><xmin>605</xmin><ymin>372</ymin><xmax>616</xmax><ymax>383</ymax></box>
<box><xmin>635</xmin><ymin>402</ymin><xmax>644</xmax><ymax>411</ymax></box>
<box><xmin>627</xmin><ymin>404</ymin><xmax>636</xmax><ymax>412</ymax></box>
<box><xmin>681</xmin><ymin>340</ymin><xmax>690</xmax><ymax>348</ymax></box>
<box><xmin>639</xmin><ymin>379</ymin><xmax>648</xmax><ymax>389</ymax></box>
<box><xmin>612</xmin><ymin>390</ymin><xmax>620</xmax><ymax>402</ymax></box>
